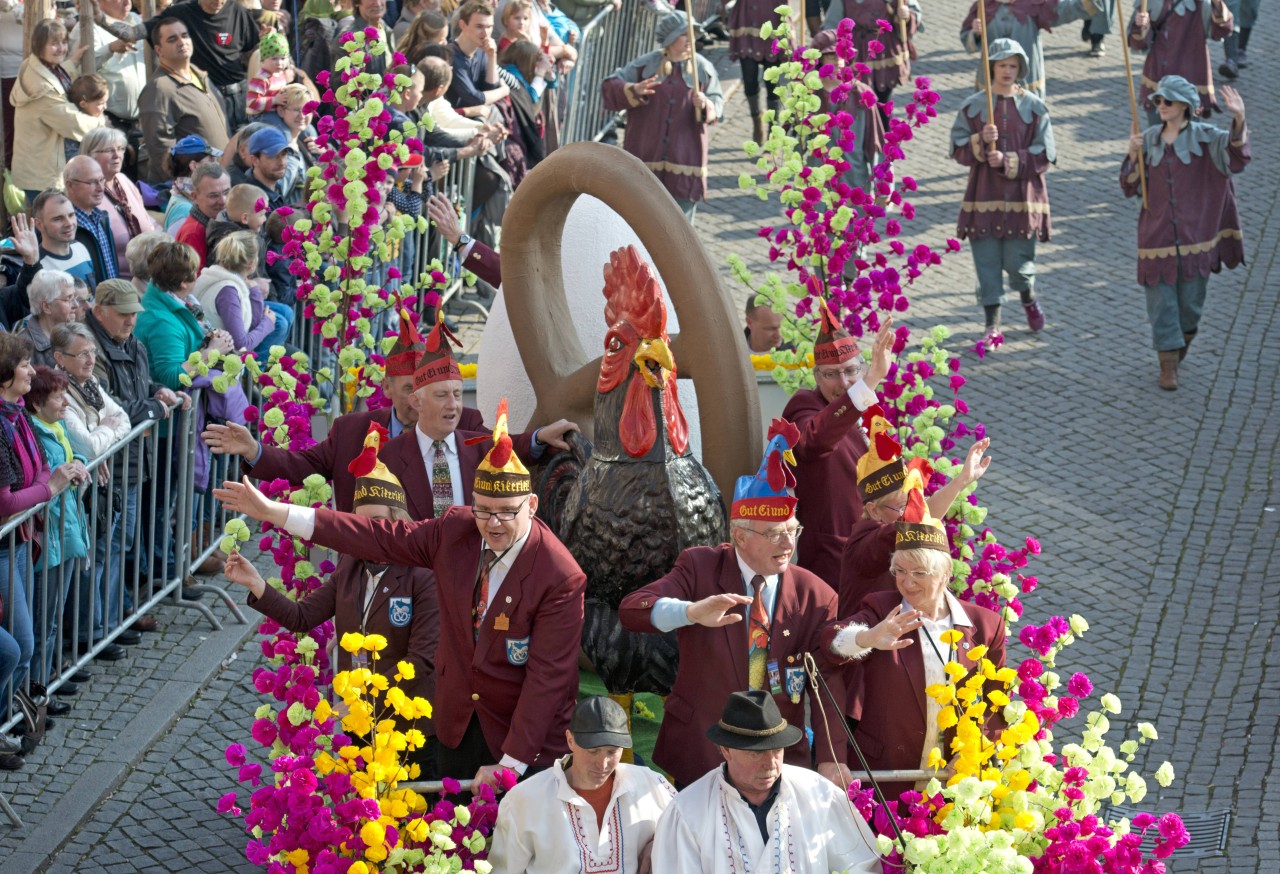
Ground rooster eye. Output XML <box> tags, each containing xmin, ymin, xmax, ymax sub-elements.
<box><xmin>607</xmin><ymin>336</ymin><xmax>622</xmax><ymax>353</ymax></box>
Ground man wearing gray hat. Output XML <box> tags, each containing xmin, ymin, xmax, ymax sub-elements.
<box><xmin>950</xmin><ymin>38</ymin><xmax>1055</xmax><ymax>349</ymax></box>
<box><xmin>489</xmin><ymin>696</ymin><xmax>676</xmax><ymax>874</ymax></box>
<box><xmin>651</xmin><ymin>690</ymin><xmax>880</xmax><ymax>873</ymax></box>
<box><xmin>601</xmin><ymin>11</ymin><xmax>724</xmax><ymax>224</ymax></box>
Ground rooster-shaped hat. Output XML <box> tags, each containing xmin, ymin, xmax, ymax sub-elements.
<box><xmin>384</xmin><ymin>305</ymin><xmax>426</xmax><ymax>378</ymax></box>
<box><xmin>471</xmin><ymin>399</ymin><xmax>531</xmax><ymax>498</ymax></box>
<box><xmin>414</xmin><ymin>311</ymin><xmax>463</xmax><ymax>390</ymax></box>
<box><xmin>348</xmin><ymin>422</ymin><xmax>408</xmax><ymax>511</ymax></box>
<box><xmin>814</xmin><ymin>299</ymin><xmax>860</xmax><ymax>367</ymax></box>
<box><xmin>855</xmin><ymin>404</ymin><xmax>907</xmax><ymax>502</ymax></box>
<box><xmin>893</xmin><ymin>458</ymin><xmax>949</xmax><ymax>552</ymax></box>
<box><xmin>731</xmin><ymin>418</ymin><xmax>801</xmax><ymax>521</ymax></box>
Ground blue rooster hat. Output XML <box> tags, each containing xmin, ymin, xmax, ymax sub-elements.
<box><xmin>731</xmin><ymin>419</ymin><xmax>801</xmax><ymax>521</ymax></box>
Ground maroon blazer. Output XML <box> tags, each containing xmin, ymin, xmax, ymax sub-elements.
<box><xmin>247</xmin><ymin>557</ymin><xmax>439</xmax><ymax>733</ymax></box>
<box><xmin>837</xmin><ymin>519</ymin><xmax>896</xmax><ymax>618</ymax></box>
<box><xmin>461</xmin><ymin>240</ymin><xmax>501</xmax><ymax>289</ymax></box>
<box><xmin>780</xmin><ymin>388</ymin><xmax>868</xmax><ymax>589</ymax></box>
<box><xmin>618</xmin><ymin>544</ymin><xmax>845</xmax><ymax>788</ymax></box>
<box><xmin>820</xmin><ymin>590</ymin><xmax>1006</xmax><ymax>800</ymax></box>
<box><xmin>379</xmin><ymin>428</ymin><xmax>488</xmax><ymax>522</ymax></box>
<box><xmin>308</xmin><ymin>507</ymin><xmax>586</xmax><ymax>768</ymax></box>
<box><xmin>243</xmin><ymin>406</ymin><xmax>487</xmax><ymax>513</ymax></box>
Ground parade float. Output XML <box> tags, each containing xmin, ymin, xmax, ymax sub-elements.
<box><xmin>215</xmin><ymin>11</ymin><xmax>1190</xmax><ymax>873</ymax></box>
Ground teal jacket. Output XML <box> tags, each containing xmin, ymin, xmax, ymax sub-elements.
<box><xmin>134</xmin><ymin>284</ymin><xmax>204</xmax><ymax>390</ymax></box>
<box><xmin>30</xmin><ymin>417</ymin><xmax>89</xmax><ymax>570</ymax></box>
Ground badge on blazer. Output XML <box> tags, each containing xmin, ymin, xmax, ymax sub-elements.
<box><xmin>388</xmin><ymin>597</ymin><xmax>412</xmax><ymax>628</ymax></box>
<box><xmin>784</xmin><ymin>667</ymin><xmax>806</xmax><ymax>704</ymax></box>
<box><xmin>505</xmin><ymin>636</ymin><xmax>530</xmax><ymax>666</ymax></box>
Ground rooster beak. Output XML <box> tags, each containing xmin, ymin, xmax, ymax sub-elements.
<box><xmin>634</xmin><ymin>337</ymin><xmax>675</xmax><ymax>389</ymax></box>
<box><xmin>783</xmin><ymin>448</ymin><xmax>796</xmax><ymax>466</ymax></box>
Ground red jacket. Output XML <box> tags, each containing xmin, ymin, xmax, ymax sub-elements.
<box><xmin>837</xmin><ymin>518</ymin><xmax>896</xmax><ymax>617</ymax></box>
<box><xmin>308</xmin><ymin>507</ymin><xmax>586</xmax><ymax>768</ymax></box>
<box><xmin>819</xmin><ymin>590</ymin><xmax>1006</xmax><ymax>799</ymax></box>
<box><xmin>461</xmin><ymin>240</ymin><xmax>501</xmax><ymax>289</ymax></box>
<box><xmin>618</xmin><ymin>544</ymin><xmax>845</xmax><ymax>788</ymax></box>
<box><xmin>247</xmin><ymin>557</ymin><xmax>439</xmax><ymax>733</ymax></box>
<box><xmin>780</xmin><ymin>388</ymin><xmax>868</xmax><ymax>589</ymax></box>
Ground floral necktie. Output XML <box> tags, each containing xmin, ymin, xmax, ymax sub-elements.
<box><xmin>431</xmin><ymin>439</ymin><xmax>452</xmax><ymax>517</ymax></box>
<box><xmin>748</xmin><ymin>575</ymin><xmax>770</xmax><ymax>691</ymax></box>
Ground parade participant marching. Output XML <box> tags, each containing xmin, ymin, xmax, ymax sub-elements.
<box><xmin>650</xmin><ymin>691</ymin><xmax>881</xmax><ymax>874</ymax></box>
<box><xmin>619</xmin><ymin>422</ymin><xmax>851</xmax><ymax>790</ymax></box>
<box><xmin>601</xmin><ymin>12</ymin><xmax>724</xmax><ymax>223</ymax></box>
<box><xmin>223</xmin><ymin>422</ymin><xmax>441</xmax><ymax>775</ymax></box>
<box><xmin>215</xmin><ymin>400</ymin><xmax>587</xmax><ymax>791</ymax></box>
<box><xmin>840</xmin><ymin>407</ymin><xmax>990</xmax><ymax>614</ymax></box>
<box><xmin>1129</xmin><ymin>0</ymin><xmax>1232</xmax><ymax>126</ymax></box>
<box><xmin>951</xmin><ymin>39</ymin><xmax>1055</xmax><ymax>347</ymax></box>
<box><xmin>1121</xmin><ymin>76</ymin><xmax>1248</xmax><ymax>390</ymax></box>
<box><xmin>780</xmin><ymin>305</ymin><xmax>894</xmax><ymax>588</ymax></box>
<box><xmin>822</xmin><ymin>0</ymin><xmax>920</xmax><ymax>122</ymax></box>
<box><xmin>726</xmin><ymin>0</ymin><xmax>786</xmax><ymax>145</ymax></box>
<box><xmin>961</xmin><ymin>0</ymin><xmax>1102</xmax><ymax>98</ymax></box>
<box><xmin>1081</xmin><ymin>0</ymin><xmax>1118</xmax><ymax>57</ymax></box>
<box><xmin>811</xmin><ymin>29</ymin><xmax>886</xmax><ymax>199</ymax></box>
<box><xmin>489</xmin><ymin>696</ymin><xmax>677</xmax><ymax>874</ymax></box>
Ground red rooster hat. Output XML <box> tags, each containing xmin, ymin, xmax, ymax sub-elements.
<box><xmin>348</xmin><ymin>422</ymin><xmax>407</xmax><ymax>511</ymax></box>
<box><xmin>894</xmin><ymin>458</ymin><xmax>949</xmax><ymax>552</ymax></box>
<box><xmin>731</xmin><ymin>419</ymin><xmax>801</xmax><ymax>521</ymax></box>
<box><xmin>814</xmin><ymin>299</ymin><xmax>860</xmax><ymax>367</ymax></box>
<box><xmin>384</xmin><ymin>306</ymin><xmax>426</xmax><ymax>377</ymax></box>
<box><xmin>470</xmin><ymin>399</ymin><xmax>531</xmax><ymax>497</ymax></box>
<box><xmin>855</xmin><ymin>404</ymin><xmax>907</xmax><ymax>502</ymax></box>
<box><xmin>414</xmin><ymin>312</ymin><xmax>463</xmax><ymax>389</ymax></box>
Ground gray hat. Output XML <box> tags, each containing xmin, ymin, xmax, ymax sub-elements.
<box><xmin>570</xmin><ymin>696</ymin><xmax>633</xmax><ymax>749</ymax></box>
<box><xmin>987</xmin><ymin>38</ymin><xmax>1028</xmax><ymax>81</ymax></box>
<box><xmin>705</xmin><ymin>690</ymin><xmax>804</xmax><ymax>751</ymax></box>
<box><xmin>1151</xmin><ymin>75</ymin><xmax>1200</xmax><ymax>111</ymax></box>
<box><xmin>655</xmin><ymin>11</ymin><xmax>699</xmax><ymax>48</ymax></box>
<box><xmin>94</xmin><ymin>278</ymin><xmax>145</xmax><ymax>313</ymax></box>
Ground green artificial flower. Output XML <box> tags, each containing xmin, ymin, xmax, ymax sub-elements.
<box><xmin>1154</xmin><ymin>761</ymin><xmax>1175</xmax><ymax>787</ymax></box>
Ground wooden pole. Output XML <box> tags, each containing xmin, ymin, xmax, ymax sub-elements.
<box><xmin>898</xmin><ymin>0</ymin><xmax>908</xmax><ymax>49</ymax></box>
<box><xmin>1118</xmin><ymin>1</ymin><xmax>1148</xmax><ymax>209</ymax></box>
<box><xmin>685</xmin><ymin>11</ymin><xmax>702</xmax><ymax>123</ymax></box>
<box><xmin>143</xmin><ymin>0</ymin><xmax>157</xmax><ymax>79</ymax></box>
<box><xmin>977</xmin><ymin>4</ymin><xmax>994</xmax><ymax>153</ymax></box>
<box><xmin>79</xmin><ymin>0</ymin><xmax>96</xmax><ymax>74</ymax></box>
<box><xmin>24</xmin><ymin>0</ymin><xmax>55</xmax><ymax>56</ymax></box>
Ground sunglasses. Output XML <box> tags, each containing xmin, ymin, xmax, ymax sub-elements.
<box><xmin>1151</xmin><ymin>96</ymin><xmax>1177</xmax><ymax>107</ymax></box>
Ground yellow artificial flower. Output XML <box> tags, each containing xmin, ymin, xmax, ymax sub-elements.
<box><xmin>348</xmin><ymin>863</ymin><xmax>370</xmax><ymax>874</ymax></box>
<box><xmin>988</xmin><ymin>690</ymin><xmax>1011</xmax><ymax>707</ymax></box>
<box><xmin>405</xmin><ymin>728</ymin><xmax>426</xmax><ymax>749</ymax></box>
<box><xmin>364</xmin><ymin>634</ymin><xmax>389</xmax><ymax>652</ymax></box>
<box><xmin>967</xmin><ymin>645</ymin><xmax>988</xmax><ymax>662</ymax></box>
<box><xmin>366</xmin><ymin>843</ymin><xmax>388</xmax><ymax>862</ymax></box>
<box><xmin>926</xmin><ymin>683</ymin><xmax>955</xmax><ymax>705</ymax></box>
<box><xmin>1014</xmin><ymin>811</ymin><xmax>1037</xmax><ymax>831</ymax></box>
<box><xmin>944</xmin><ymin>661</ymin><xmax>968</xmax><ymax>683</ymax></box>
<box><xmin>939</xmin><ymin>629</ymin><xmax>964</xmax><ymax>646</ymax></box>
<box><xmin>937</xmin><ymin>706</ymin><xmax>958</xmax><ymax>730</ymax></box>
<box><xmin>406</xmin><ymin>819</ymin><xmax>428</xmax><ymax>842</ymax></box>
<box><xmin>361</xmin><ymin>820</ymin><xmax>386</xmax><ymax>850</ymax></box>
<box><xmin>994</xmin><ymin>666</ymin><xmax>1018</xmax><ymax>685</ymax></box>
<box><xmin>396</xmin><ymin>660</ymin><xmax>416</xmax><ymax>681</ymax></box>
<box><xmin>315</xmin><ymin>751</ymin><xmax>337</xmax><ymax>775</ymax></box>
<box><xmin>314</xmin><ymin>698</ymin><xmax>333</xmax><ymax>724</ymax></box>
<box><xmin>927</xmin><ymin>747</ymin><xmax>946</xmax><ymax>771</ymax></box>
<box><xmin>1007</xmin><ymin>769</ymin><xmax>1032</xmax><ymax>791</ymax></box>
<box><xmin>384</xmin><ymin>796</ymin><xmax>410</xmax><ymax>818</ymax></box>
<box><xmin>964</xmin><ymin>702</ymin><xmax>988</xmax><ymax>721</ymax></box>
<box><xmin>333</xmin><ymin>673</ymin><xmax>351</xmax><ymax>697</ymax></box>
<box><xmin>341</xmin><ymin>632</ymin><xmax>367</xmax><ymax>653</ymax></box>
<box><xmin>287</xmin><ymin>848</ymin><xmax>309</xmax><ymax>868</ymax></box>
<box><xmin>369</xmin><ymin>673</ymin><xmax>389</xmax><ymax>692</ymax></box>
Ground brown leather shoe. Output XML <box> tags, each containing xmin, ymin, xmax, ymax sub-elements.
<box><xmin>1157</xmin><ymin>351</ymin><xmax>1179</xmax><ymax>390</ymax></box>
<box><xmin>131</xmin><ymin>613</ymin><xmax>159</xmax><ymax>632</ymax></box>
<box><xmin>1178</xmin><ymin>332</ymin><xmax>1195</xmax><ymax>362</ymax></box>
<box><xmin>195</xmin><ymin>549</ymin><xmax>228</xmax><ymax>576</ymax></box>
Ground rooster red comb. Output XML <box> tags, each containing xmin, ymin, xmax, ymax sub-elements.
<box><xmin>767</xmin><ymin>417</ymin><xmax>801</xmax><ymax>449</ymax></box>
<box><xmin>603</xmin><ymin>245</ymin><xmax>668</xmax><ymax>340</ymax></box>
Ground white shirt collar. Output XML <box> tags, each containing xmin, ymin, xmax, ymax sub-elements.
<box><xmin>734</xmin><ymin>550</ymin><xmax>778</xmax><ymax>592</ymax></box>
<box><xmin>900</xmin><ymin>591</ymin><xmax>974</xmax><ymax>628</ymax></box>
<box><xmin>488</xmin><ymin>524</ymin><xmax>532</xmax><ymax>570</ymax></box>
<box><xmin>416</xmin><ymin>427</ymin><xmax>457</xmax><ymax>455</ymax></box>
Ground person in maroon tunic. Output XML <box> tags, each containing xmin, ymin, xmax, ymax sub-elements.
<box><xmin>726</xmin><ymin>0</ymin><xmax>785</xmax><ymax>144</ymax></box>
<box><xmin>840</xmin><ymin>410</ymin><xmax>991</xmax><ymax>615</ymax></box>
<box><xmin>224</xmin><ymin>421</ymin><xmax>441</xmax><ymax>776</ymax></box>
<box><xmin>1121</xmin><ymin>75</ymin><xmax>1248</xmax><ymax>390</ymax></box>
<box><xmin>811</xmin><ymin>29</ymin><xmax>886</xmax><ymax>198</ymax></box>
<box><xmin>950</xmin><ymin>39</ymin><xmax>1054</xmax><ymax>347</ymax></box>
<box><xmin>215</xmin><ymin>400</ymin><xmax>588</xmax><ymax>791</ymax></box>
<box><xmin>781</xmin><ymin>303</ymin><xmax>894</xmax><ymax>588</ymax></box>
<box><xmin>1129</xmin><ymin>0</ymin><xmax>1232</xmax><ymax>126</ymax></box>
<box><xmin>822</xmin><ymin>0</ymin><xmax>920</xmax><ymax>123</ymax></box>
<box><xmin>601</xmin><ymin>12</ymin><xmax>724</xmax><ymax>223</ymax></box>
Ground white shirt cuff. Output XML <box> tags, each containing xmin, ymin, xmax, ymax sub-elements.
<box><xmin>499</xmin><ymin>754</ymin><xmax>527</xmax><ymax>775</ymax></box>
<box><xmin>831</xmin><ymin>623</ymin><xmax>873</xmax><ymax>660</ymax></box>
<box><xmin>651</xmin><ymin>597</ymin><xmax>694</xmax><ymax>632</ymax></box>
<box><xmin>457</xmin><ymin>238</ymin><xmax>477</xmax><ymax>262</ymax></box>
<box><xmin>846</xmin><ymin>379</ymin><xmax>877</xmax><ymax>411</ymax></box>
<box><xmin>284</xmin><ymin>505</ymin><xmax>317</xmax><ymax>540</ymax></box>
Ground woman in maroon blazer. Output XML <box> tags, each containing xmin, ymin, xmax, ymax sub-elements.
<box><xmin>821</xmin><ymin>469</ymin><xmax>1006</xmax><ymax>806</ymax></box>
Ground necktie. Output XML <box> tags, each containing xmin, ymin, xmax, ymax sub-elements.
<box><xmin>432</xmin><ymin>439</ymin><xmax>452</xmax><ymax>517</ymax></box>
<box><xmin>474</xmin><ymin>548</ymin><xmax>495</xmax><ymax>638</ymax></box>
<box><xmin>748</xmin><ymin>575</ymin><xmax>770</xmax><ymax>691</ymax></box>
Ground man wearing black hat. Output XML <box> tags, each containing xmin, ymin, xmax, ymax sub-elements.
<box><xmin>651</xmin><ymin>691</ymin><xmax>881</xmax><ymax>874</ymax></box>
<box><xmin>490</xmin><ymin>696</ymin><xmax>676</xmax><ymax>874</ymax></box>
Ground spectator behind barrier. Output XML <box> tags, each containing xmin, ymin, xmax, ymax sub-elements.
<box><xmin>448</xmin><ymin>0</ymin><xmax>510</xmax><ymax>117</ymax></box>
<box><xmin>9</xmin><ymin>19</ymin><xmax>108</xmax><ymax>200</ymax></box>
<box><xmin>64</xmin><ymin>74</ymin><xmax>110</xmax><ymax>164</ymax></box>
<box><xmin>498</xmin><ymin>39</ymin><xmax>552</xmax><ymax>169</ymax></box>
<box><xmin>17</xmin><ymin>269</ymin><xmax>79</xmax><ymax>369</ymax></box>
<box><xmin>258</xmin><ymin>83</ymin><xmax>320</xmax><ymax>202</ymax></box>
<box><xmin>164</xmin><ymin>135</ymin><xmax>226</xmax><ymax>232</ymax></box>
<box><xmin>123</xmin><ymin>231</ymin><xmax>173</xmax><ymax>297</ymax></box>
<box><xmin>92</xmin><ymin>0</ymin><xmax>148</xmax><ymax>132</ymax></box>
<box><xmin>175</xmin><ymin>163</ymin><xmax>233</xmax><ymax>269</ymax></box>
<box><xmin>194</xmin><ymin>231</ymin><xmax>293</xmax><ymax>359</ymax></box>
<box><xmin>206</xmin><ymin>183</ymin><xmax>270</xmax><ymax>259</ymax></box>
<box><xmin>31</xmin><ymin>190</ymin><xmax>97</xmax><ymax>291</ymax></box>
<box><xmin>334</xmin><ymin>0</ymin><xmax>397</xmax><ymax>76</ymax></box>
<box><xmin>400</xmin><ymin>10</ymin><xmax>450</xmax><ymax>63</ymax></box>
<box><xmin>243</xmin><ymin>126</ymin><xmax>291</xmax><ymax>211</ymax></box>
<box><xmin>62</xmin><ymin>155</ymin><xmax>121</xmax><ymax>285</ymax></box>
<box><xmin>81</xmin><ymin>126</ymin><xmax>161</xmax><ymax>281</ymax></box>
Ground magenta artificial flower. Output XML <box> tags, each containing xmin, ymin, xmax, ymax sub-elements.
<box><xmin>1067</xmin><ymin>673</ymin><xmax>1093</xmax><ymax>698</ymax></box>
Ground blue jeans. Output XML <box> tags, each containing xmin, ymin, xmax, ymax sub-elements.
<box><xmin>0</xmin><ymin>627</ymin><xmax>19</xmax><ymax>722</ymax></box>
<box><xmin>254</xmin><ymin>302</ymin><xmax>295</xmax><ymax>360</ymax></box>
<box><xmin>80</xmin><ymin>484</ymin><xmax>138</xmax><ymax>643</ymax></box>
<box><xmin>33</xmin><ymin>562</ymin><xmax>76</xmax><ymax>683</ymax></box>
<box><xmin>0</xmin><ymin>543</ymin><xmax>34</xmax><ymax>692</ymax></box>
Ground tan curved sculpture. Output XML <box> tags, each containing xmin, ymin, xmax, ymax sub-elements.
<box><xmin>501</xmin><ymin>142</ymin><xmax>762</xmax><ymax>511</ymax></box>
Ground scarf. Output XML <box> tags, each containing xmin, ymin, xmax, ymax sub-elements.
<box><xmin>67</xmin><ymin>372</ymin><xmax>106</xmax><ymax>412</ymax></box>
<box><xmin>0</xmin><ymin>400</ymin><xmax>42</xmax><ymax>492</ymax></box>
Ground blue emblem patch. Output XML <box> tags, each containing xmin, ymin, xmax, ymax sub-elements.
<box><xmin>388</xmin><ymin>596</ymin><xmax>413</xmax><ymax>628</ymax></box>
<box><xmin>784</xmin><ymin>667</ymin><xmax>806</xmax><ymax>704</ymax></box>
<box><xmin>505</xmin><ymin>636</ymin><xmax>530</xmax><ymax>666</ymax></box>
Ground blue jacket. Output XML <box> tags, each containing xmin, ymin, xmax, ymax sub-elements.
<box><xmin>30</xmin><ymin>417</ymin><xmax>89</xmax><ymax>569</ymax></box>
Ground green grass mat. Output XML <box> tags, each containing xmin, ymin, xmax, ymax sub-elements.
<box><xmin>578</xmin><ymin>668</ymin><xmax>666</xmax><ymax>775</ymax></box>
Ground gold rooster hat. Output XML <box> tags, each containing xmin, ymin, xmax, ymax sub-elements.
<box><xmin>384</xmin><ymin>306</ymin><xmax>426</xmax><ymax>378</ymax></box>
<box><xmin>814</xmin><ymin>299</ymin><xmax>859</xmax><ymax>367</ymax></box>
<box><xmin>894</xmin><ymin>458</ymin><xmax>948</xmax><ymax>552</ymax></box>
<box><xmin>468</xmin><ymin>399</ymin><xmax>531</xmax><ymax>498</ymax></box>
<box><xmin>414</xmin><ymin>311</ymin><xmax>463</xmax><ymax>390</ymax></box>
<box><xmin>856</xmin><ymin>404</ymin><xmax>907</xmax><ymax>502</ymax></box>
<box><xmin>348</xmin><ymin>422</ymin><xmax>408</xmax><ymax>511</ymax></box>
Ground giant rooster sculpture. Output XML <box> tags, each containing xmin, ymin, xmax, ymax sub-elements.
<box><xmin>537</xmin><ymin>245</ymin><xmax>727</xmax><ymax>694</ymax></box>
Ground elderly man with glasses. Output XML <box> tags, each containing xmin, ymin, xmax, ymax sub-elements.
<box><xmin>619</xmin><ymin>424</ymin><xmax>852</xmax><ymax>790</ymax></box>
<box><xmin>61</xmin><ymin>155</ymin><xmax>120</xmax><ymax>285</ymax></box>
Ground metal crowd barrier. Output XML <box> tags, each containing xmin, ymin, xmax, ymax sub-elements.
<box><xmin>562</xmin><ymin>1</ymin><xmax>661</xmax><ymax>145</ymax></box>
<box><xmin>0</xmin><ymin>391</ymin><xmax>247</xmax><ymax>827</ymax></box>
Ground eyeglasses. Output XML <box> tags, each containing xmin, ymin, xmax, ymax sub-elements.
<box><xmin>472</xmin><ymin>498</ymin><xmax>529</xmax><ymax>521</ymax></box>
<box><xmin>56</xmin><ymin>348</ymin><xmax>97</xmax><ymax>361</ymax></box>
<box><xmin>68</xmin><ymin>178</ymin><xmax>106</xmax><ymax>188</ymax></box>
<box><xmin>815</xmin><ymin>363</ymin><xmax>866</xmax><ymax>382</ymax></box>
<box><xmin>92</xmin><ymin>146</ymin><xmax>127</xmax><ymax>155</ymax></box>
<box><xmin>889</xmin><ymin>566</ymin><xmax>935</xmax><ymax>582</ymax></box>
<box><xmin>741</xmin><ymin>525</ymin><xmax>803</xmax><ymax>545</ymax></box>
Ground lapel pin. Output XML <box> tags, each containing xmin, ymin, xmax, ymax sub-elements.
<box><xmin>782</xmin><ymin>629</ymin><xmax>791</xmax><ymax>637</ymax></box>
<box><xmin>505</xmin><ymin>595</ymin><xmax>512</xmax><ymax>604</ymax></box>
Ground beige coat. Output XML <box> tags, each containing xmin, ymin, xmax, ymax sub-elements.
<box><xmin>8</xmin><ymin>54</ymin><xmax>108</xmax><ymax>192</ymax></box>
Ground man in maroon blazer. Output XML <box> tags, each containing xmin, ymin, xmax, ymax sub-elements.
<box><xmin>618</xmin><ymin>421</ymin><xmax>852</xmax><ymax>789</ymax></box>
<box><xmin>215</xmin><ymin>400</ymin><xmax>587</xmax><ymax>792</ymax></box>
<box><xmin>781</xmin><ymin>305</ymin><xmax>895</xmax><ymax>588</ymax></box>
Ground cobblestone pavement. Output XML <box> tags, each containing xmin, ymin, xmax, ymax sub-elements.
<box><xmin>2</xmin><ymin>6</ymin><xmax>1276</xmax><ymax>872</ymax></box>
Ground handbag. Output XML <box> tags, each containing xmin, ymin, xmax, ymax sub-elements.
<box><xmin>14</xmin><ymin>687</ymin><xmax>47</xmax><ymax>745</ymax></box>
